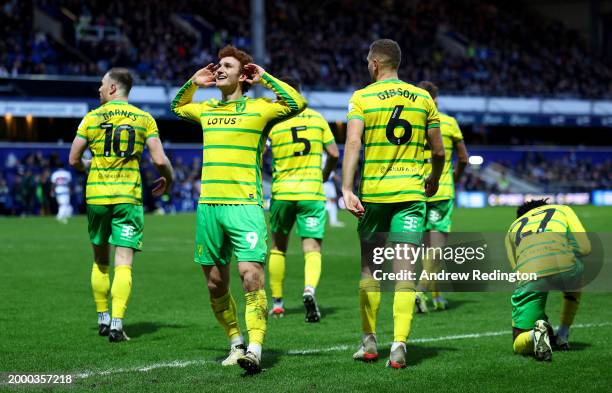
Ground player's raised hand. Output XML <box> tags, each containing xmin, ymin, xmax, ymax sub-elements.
<box><xmin>191</xmin><ymin>63</ymin><xmax>218</xmax><ymax>87</ymax></box>
<box><xmin>343</xmin><ymin>190</ymin><xmax>365</xmax><ymax>218</ymax></box>
<box><xmin>424</xmin><ymin>175</ymin><xmax>439</xmax><ymax>197</ymax></box>
<box><xmin>243</xmin><ymin>63</ymin><xmax>265</xmax><ymax>84</ymax></box>
<box><xmin>152</xmin><ymin>176</ymin><xmax>170</xmax><ymax>197</ymax></box>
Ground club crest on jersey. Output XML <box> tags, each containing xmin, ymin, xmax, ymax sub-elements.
<box><xmin>236</xmin><ymin>101</ymin><xmax>246</xmax><ymax>113</ymax></box>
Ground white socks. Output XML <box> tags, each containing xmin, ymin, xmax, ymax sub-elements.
<box><xmin>326</xmin><ymin>201</ymin><xmax>339</xmax><ymax>224</ymax></box>
<box><xmin>230</xmin><ymin>335</ymin><xmax>245</xmax><ymax>348</ymax></box>
<box><xmin>98</xmin><ymin>312</ymin><xmax>110</xmax><ymax>326</ymax></box>
<box><xmin>557</xmin><ymin>325</ymin><xmax>570</xmax><ymax>341</ymax></box>
<box><xmin>111</xmin><ymin>317</ymin><xmax>123</xmax><ymax>331</ymax></box>
<box><xmin>247</xmin><ymin>343</ymin><xmax>262</xmax><ymax>359</ymax></box>
<box><xmin>362</xmin><ymin>333</ymin><xmax>376</xmax><ymax>342</ymax></box>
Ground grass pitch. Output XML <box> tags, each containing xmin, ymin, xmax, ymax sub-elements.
<box><xmin>1</xmin><ymin>206</ymin><xmax>611</xmax><ymax>392</ymax></box>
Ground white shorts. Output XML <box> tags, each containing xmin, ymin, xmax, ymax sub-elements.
<box><xmin>324</xmin><ymin>181</ymin><xmax>337</xmax><ymax>199</ymax></box>
<box><xmin>56</xmin><ymin>194</ymin><xmax>70</xmax><ymax>206</ymax></box>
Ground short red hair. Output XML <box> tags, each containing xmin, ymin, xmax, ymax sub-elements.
<box><xmin>218</xmin><ymin>45</ymin><xmax>254</xmax><ymax>93</ymax></box>
<box><xmin>218</xmin><ymin>45</ymin><xmax>253</xmax><ymax>67</ymax></box>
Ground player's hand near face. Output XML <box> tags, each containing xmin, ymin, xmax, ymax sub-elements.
<box><xmin>343</xmin><ymin>189</ymin><xmax>365</xmax><ymax>218</ymax></box>
<box><xmin>191</xmin><ymin>63</ymin><xmax>219</xmax><ymax>87</ymax></box>
<box><xmin>243</xmin><ymin>63</ymin><xmax>265</xmax><ymax>84</ymax></box>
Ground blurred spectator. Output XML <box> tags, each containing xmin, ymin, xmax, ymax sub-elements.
<box><xmin>0</xmin><ymin>176</ymin><xmax>10</xmax><ymax>214</ymax></box>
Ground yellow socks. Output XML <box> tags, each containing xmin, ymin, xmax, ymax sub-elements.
<box><xmin>393</xmin><ymin>283</ymin><xmax>416</xmax><ymax>342</ymax></box>
<box><xmin>304</xmin><ymin>251</ymin><xmax>322</xmax><ymax>290</ymax></box>
<box><xmin>418</xmin><ymin>256</ymin><xmax>433</xmax><ymax>292</ymax></box>
<box><xmin>91</xmin><ymin>262</ymin><xmax>110</xmax><ymax>313</ymax></box>
<box><xmin>269</xmin><ymin>250</ymin><xmax>286</xmax><ymax>299</ymax></box>
<box><xmin>513</xmin><ymin>331</ymin><xmax>534</xmax><ymax>354</ymax></box>
<box><xmin>245</xmin><ymin>289</ymin><xmax>268</xmax><ymax>346</ymax></box>
<box><xmin>270</xmin><ymin>249</ymin><xmax>322</xmax><ymax>298</ymax></box>
<box><xmin>210</xmin><ymin>291</ymin><xmax>241</xmax><ymax>341</ymax></box>
<box><xmin>560</xmin><ymin>292</ymin><xmax>581</xmax><ymax>327</ymax></box>
<box><xmin>359</xmin><ymin>277</ymin><xmax>381</xmax><ymax>334</ymax></box>
<box><xmin>111</xmin><ymin>265</ymin><xmax>132</xmax><ymax>319</ymax></box>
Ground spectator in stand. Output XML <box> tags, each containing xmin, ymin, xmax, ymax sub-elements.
<box><xmin>0</xmin><ymin>177</ymin><xmax>10</xmax><ymax>215</ymax></box>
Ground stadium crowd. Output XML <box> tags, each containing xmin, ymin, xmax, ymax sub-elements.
<box><xmin>514</xmin><ymin>152</ymin><xmax>612</xmax><ymax>192</ymax></box>
<box><xmin>0</xmin><ymin>149</ymin><xmax>609</xmax><ymax>216</ymax></box>
<box><xmin>1</xmin><ymin>0</ymin><xmax>610</xmax><ymax>98</ymax></box>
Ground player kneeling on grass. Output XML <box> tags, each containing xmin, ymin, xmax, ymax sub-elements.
<box><xmin>69</xmin><ymin>68</ymin><xmax>174</xmax><ymax>343</ymax></box>
<box><xmin>267</xmin><ymin>76</ymin><xmax>339</xmax><ymax>322</ymax></box>
<box><xmin>171</xmin><ymin>46</ymin><xmax>306</xmax><ymax>373</ymax></box>
<box><xmin>505</xmin><ymin>199</ymin><xmax>590</xmax><ymax>361</ymax></box>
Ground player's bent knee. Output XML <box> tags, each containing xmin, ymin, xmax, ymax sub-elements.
<box><xmin>207</xmin><ymin>281</ymin><xmax>227</xmax><ymax>296</ymax></box>
<box><xmin>238</xmin><ymin>262</ymin><xmax>265</xmax><ymax>291</ymax></box>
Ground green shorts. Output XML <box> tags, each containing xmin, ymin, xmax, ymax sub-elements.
<box><xmin>87</xmin><ymin>203</ymin><xmax>144</xmax><ymax>250</ymax></box>
<box><xmin>357</xmin><ymin>201</ymin><xmax>426</xmax><ymax>244</ymax></box>
<box><xmin>195</xmin><ymin>204</ymin><xmax>268</xmax><ymax>265</ymax></box>
<box><xmin>269</xmin><ymin>199</ymin><xmax>326</xmax><ymax>239</ymax></box>
<box><xmin>425</xmin><ymin>199</ymin><xmax>454</xmax><ymax>233</ymax></box>
<box><xmin>511</xmin><ymin>262</ymin><xmax>584</xmax><ymax>329</ymax></box>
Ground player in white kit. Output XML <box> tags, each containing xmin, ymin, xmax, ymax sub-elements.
<box><xmin>51</xmin><ymin>164</ymin><xmax>73</xmax><ymax>223</ymax></box>
<box><xmin>322</xmin><ymin>152</ymin><xmax>344</xmax><ymax>227</ymax></box>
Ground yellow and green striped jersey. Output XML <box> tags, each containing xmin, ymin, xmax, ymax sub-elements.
<box><xmin>505</xmin><ymin>204</ymin><xmax>590</xmax><ymax>279</ymax></box>
<box><xmin>76</xmin><ymin>100</ymin><xmax>159</xmax><ymax>205</ymax></box>
<box><xmin>423</xmin><ymin>113</ymin><xmax>463</xmax><ymax>201</ymax></box>
<box><xmin>347</xmin><ymin>78</ymin><xmax>440</xmax><ymax>203</ymax></box>
<box><xmin>171</xmin><ymin>73</ymin><xmax>306</xmax><ymax>205</ymax></box>
<box><xmin>269</xmin><ymin>108</ymin><xmax>335</xmax><ymax>201</ymax></box>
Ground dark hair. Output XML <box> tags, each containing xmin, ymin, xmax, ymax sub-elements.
<box><xmin>279</xmin><ymin>75</ymin><xmax>301</xmax><ymax>92</ymax></box>
<box><xmin>418</xmin><ymin>81</ymin><xmax>439</xmax><ymax>99</ymax></box>
<box><xmin>107</xmin><ymin>67</ymin><xmax>133</xmax><ymax>96</ymax></box>
<box><xmin>218</xmin><ymin>45</ymin><xmax>254</xmax><ymax>93</ymax></box>
<box><xmin>516</xmin><ymin>198</ymin><xmax>549</xmax><ymax>218</ymax></box>
<box><xmin>369</xmin><ymin>39</ymin><xmax>401</xmax><ymax>69</ymax></box>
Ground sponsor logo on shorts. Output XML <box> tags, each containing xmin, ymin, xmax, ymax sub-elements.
<box><xmin>120</xmin><ymin>225</ymin><xmax>135</xmax><ymax>239</ymax></box>
<box><xmin>428</xmin><ymin>209</ymin><xmax>441</xmax><ymax>222</ymax></box>
<box><xmin>306</xmin><ymin>217</ymin><xmax>319</xmax><ymax>228</ymax></box>
<box><xmin>403</xmin><ymin>216</ymin><xmax>418</xmax><ymax>231</ymax></box>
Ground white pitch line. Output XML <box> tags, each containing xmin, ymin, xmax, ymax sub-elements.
<box><xmin>75</xmin><ymin>359</ymin><xmax>212</xmax><ymax>379</ymax></box>
<box><xmin>286</xmin><ymin>345</ymin><xmax>351</xmax><ymax>355</ymax></box>
<box><xmin>411</xmin><ymin>322</ymin><xmax>612</xmax><ymax>344</ymax></box>
<box><xmin>75</xmin><ymin>321</ymin><xmax>612</xmax><ymax>379</ymax></box>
